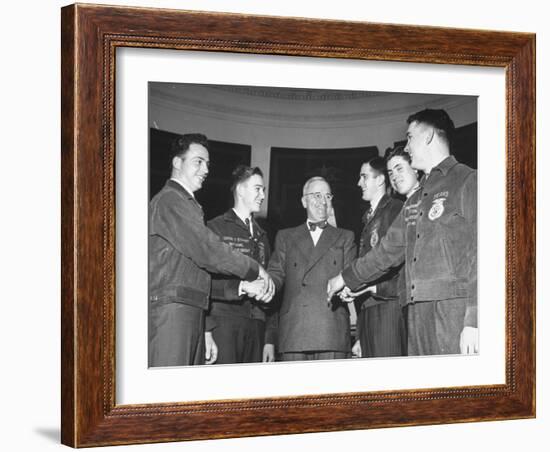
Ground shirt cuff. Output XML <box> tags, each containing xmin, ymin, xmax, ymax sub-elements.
<box><xmin>205</xmin><ymin>315</ymin><xmax>217</xmax><ymax>332</ymax></box>
<box><xmin>464</xmin><ymin>305</ymin><xmax>478</xmax><ymax>328</ymax></box>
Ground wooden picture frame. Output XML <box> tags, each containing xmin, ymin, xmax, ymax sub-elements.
<box><xmin>61</xmin><ymin>3</ymin><xmax>535</xmax><ymax>447</ymax></box>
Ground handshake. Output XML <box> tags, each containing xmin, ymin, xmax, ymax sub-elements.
<box><xmin>326</xmin><ymin>273</ymin><xmax>367</xmax><ymax>302</ymax></box>
<box><xmin>240</xmin><ymin>266</ymin><xmax>275</xmax><ymax>303</ymax></box>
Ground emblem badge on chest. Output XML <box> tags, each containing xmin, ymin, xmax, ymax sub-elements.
<box><xmin>370</xmin><ymin>229</ymin><xmax>379</xmax><ymax>247</ymax></box>
<box><xmin>428</xmin><ymin>198</ymin><xmax>446</xmax><ymax>221</ymax></box>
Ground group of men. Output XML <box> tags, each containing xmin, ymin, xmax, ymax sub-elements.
<box><xmin>148</xmin><ymin>108</ymin><xmax>478</xmax><ymax>367</ymax></box>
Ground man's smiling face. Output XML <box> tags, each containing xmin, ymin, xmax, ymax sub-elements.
<box><xmin>177</xmin><ymin>143</ymin><xmax>210</xmax><ymax>192</ymax></box>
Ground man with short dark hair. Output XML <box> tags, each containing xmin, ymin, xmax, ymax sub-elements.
<box><xmin>348</xmin><ymin>156</ymin><xmax>406</xmax><ymax>358</ymax></box>
<box><xmin>329</xmin><ymin>109</ymin><xmax>478</xmax><ymax>355</ymax></box>
<box><xmin>386</xmin><ymin>145</ymin><xmax>420</xmax><ymax>200</ymax></box>
<box><xmin>206</xmin><ymin>165</ymin><xmax>277</xmax><ymax>364</ymax></box>
<box><xmin>149</xmin><ymin>134</ymin><xmax>274</xmax><ymax>367</ymax></box>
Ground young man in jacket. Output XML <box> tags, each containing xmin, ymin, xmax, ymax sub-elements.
<box><xmin>350</xmin><ymin>156</ymin><xmax>406</xmax><ymax>358</ymax></box>
<box><xmin>206</xmin><ymin>166</ymin><xmax>277</xmax><ymax>364</ymax></box>
<box><xmin>149</xmin><ymin>134</ymin><xmax>274</xmax><ymax>367</ymax></box>
<box><xmin>329</xmin><ymin>109</ymin><xmax>477</xmax><ymax>355</ymax></box>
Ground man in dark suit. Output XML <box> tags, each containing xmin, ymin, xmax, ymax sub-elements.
<box><xmin>268</xmin><ymin>177</ymin><xmax>356</xmax><ymax>361</ymax></box>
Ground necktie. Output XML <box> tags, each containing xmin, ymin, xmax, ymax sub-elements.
<box><xmin>245</xmin><ymin>218</ymin><xmax>253</xmax><ymax>237</ymax></box>
<box><xmin>363</xmin><ymin>206</ymin><xmax>373</xmax><ymax>223</ymax></box>
<box><xmin>308</xmin><ymin>220</ymin><xmax>328</xmax><ymax>231</ymax></box>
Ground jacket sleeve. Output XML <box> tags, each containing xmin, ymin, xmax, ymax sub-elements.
<box><xmin>342</xmin><ymin>212</ymin><xmax>406</xmax><ymax>291</ymax></box>
<box><xmin>461</xmin><ymin>171</ymin><xmax>478</xmax><ymax>328</ymax></box>
<box><xmin>343</xmin><ymin>230</ymin><xmax>357</xmax><ymax>268</ymax></box>
<box><xmin>266</xmin><ymin>230</ymin><xmax>287</xmax><ymax>293</ymax></box>
<box><xmin>206</xmin><ymin>219</ymin><xmax>246</xmax><ymax>302</ymax></box>
<box><xmin>150</xmin><ymin>191</ymin><xmax>259</xmax><ymax>281</ymax></box>
<box><xmin>264</xmin><ymin>307</ymin><xmax>278</xmax><ymax>346</ymax></box>
<box><xmin>262</xmin><ymin>238</ymin><xmax>278</xmax><ymax>346</ymax></box>
<box><xmin>209</xmin><ymin>279</ymin><xmax>243</xmax><ymax>301</ymax></box>
<box><xmin>204</xmin><ymin>315</ymin><xmax>217</xmax><ymax>332</ymax></box>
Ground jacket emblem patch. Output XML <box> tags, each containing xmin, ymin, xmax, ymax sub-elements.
<box><xmin>370</xmin><ymin>229</ymin><xmax>379</xmax><ymax>247</ymax></box>
<box><xmin>428</xmin><ymin>198</ymin><xmax>446</xmax><ymax>221</ymax></box>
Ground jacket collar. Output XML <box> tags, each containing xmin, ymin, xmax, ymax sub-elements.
<box><xmin>363</xmin><ymin>193</ymin><xmax>391</xmax><ymax>224</ymax></box>
<box><xmin>294</xmin><ymin>223</ymin><xmax>315</xmax><ymax>259</ymax></box>
<box><xmin>222</xmin><ymin>208</ymin><xmax>266</xmax><ymax>236</ymax></box>
<box><xmin>166</xmin><ymin>179</ymin><xmax>195</xmax><ymax>200</ymax></box>
<box><xmin>165</xmin><ymin>180</ymin><xmax>204</xmax><ymax>213</ymax></box>
<box><xmin>304</xmin><ymin>224</ymin><xmax>341</xmax><ymax>276</ymax></box>
<box><xmin>430</xmin><ymin>155</ymin><xmax>457</xmax><ymax>177</ymax></box>
<box><xmin>373</xmin><ymin>193</ymin><xmax>391</xmax><ymax>216</ymax></box>
<box><xmin>292</xmin><ymin>223</ymin><xmax>341</xmax><ymax>274</ymax></box>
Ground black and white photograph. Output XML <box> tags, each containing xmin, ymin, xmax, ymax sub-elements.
<box><xmin>147</xmin><ymin>82</ymin><xmax>478</xmax><ymax>367</ymax></box>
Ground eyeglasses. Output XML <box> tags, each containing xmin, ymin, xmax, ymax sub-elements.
<box><xmin>304</xmin><ymin>192</ymin><xmax>334</xmax><ymax>202</ymax></box>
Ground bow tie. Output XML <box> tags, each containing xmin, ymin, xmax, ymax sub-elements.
<box><xmin>308</xmin><ymin>220</ymin><xmax>328</xmax><ymax>231</ymax></box>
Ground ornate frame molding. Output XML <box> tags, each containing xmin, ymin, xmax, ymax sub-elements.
<box><xmin>61</xmin><ymin>4</ymin><xmax>535</xmax><ymax>447</ymax></box>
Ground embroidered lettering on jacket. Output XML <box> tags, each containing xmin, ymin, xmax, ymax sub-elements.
<box><xmin>404</xmin><ymin>199</ymin><xmax>422</xmax><ymax>226</ymax></box>
<box><xmin>221</xmin><ymin>236</ymin><xmax>251</xmax><ymax>256</ymax></box>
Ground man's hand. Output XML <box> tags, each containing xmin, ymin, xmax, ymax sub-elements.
<box><xmin>460</xmin><ymin>326</ymin><xmax>479</xmax><ymax>354</ymax></box>
<box><xmin>339</xmin><ymin>286</ymin><xmax>370</xmax><ymax>303</ymax></box>
<box><xmin>339</xmin><ymin>285</ymin><xmax>373</xmax><ymax>302</ymax></box>
<box><xmin>204</xmin><ymin>331</ymin><xmax>218</xmax><ymax>364</ymax></box>
<box><xmin>338</xmin><ymin>286</ymin><xmax>354</xmax><ymax>302</ymax></box>
<box><xmin>262</xmin><ymin>344</ymin><xmax>275</xmax><ymax>362</ymax></box>
<box><xmin>351</xmin><ymin>339</ymin><xmax>362</xmax><ymax>358</ymax></box>
<box><xmin>241</xmin><ymin>278</ymin><xmax>266</xmax><ymax>298</ymax></box>
<box><xmin>256</xmin><ymin>266</ymin><xmax>275</xmax><ymax>303</ymax></box>
<box><xmin>327</xmin><ymin>273</ymin><xmax>345</xmax><ymax>302</ymax></box>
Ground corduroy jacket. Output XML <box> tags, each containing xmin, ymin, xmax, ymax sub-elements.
<box><xmin>149</xmin><ymin>180</ymin><xmax>259</xmax><ymax>310</ymax></box>
<box><xmin>342</xmin><ymin>156</ymin><xmax>477</xmax><ymax>328</ymax></box>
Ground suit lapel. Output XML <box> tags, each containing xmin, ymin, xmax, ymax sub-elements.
<box><xmin>365</xmin><ymin>194</ymin><xmax>389</xmax><ymax>226</ymax></box>
<box><xmin>293</xmin><ymin>223</ymin><xmax>314</xmax><ymax>262</ymax></box>
<box><xmin>371</xmin><ymin>196</ymin><xmax>393</xmax><ymax>233</ymax></box>
<box><xmin>304</xmin><ymin>225</ymin><xmax>340</xmax><ymax>276</ymax></box>
<box><xmin>373</xmin><ymin>194</ymin><xmax>390</xmax><ymax>220</ymax></box>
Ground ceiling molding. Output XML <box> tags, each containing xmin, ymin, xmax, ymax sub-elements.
<box><xmin>150</xmin><ymin>89</ymin><xmax>474</xmax><ymax>129</ymax></box>
<box><xmin>209</xmin><ymin>85</ymin><xmax>382</xmax><ymax>101</ymax></box>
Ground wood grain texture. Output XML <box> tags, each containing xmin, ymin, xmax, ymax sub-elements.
<box><xmin>60</xmin><ymin>5</ymin><xmax>76</xmax><ymax>446</ymax></box>
<box><xmin>60</xmin><ymin>3</ymin><xmax>536</xmax><ymax>447</ymax></box>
